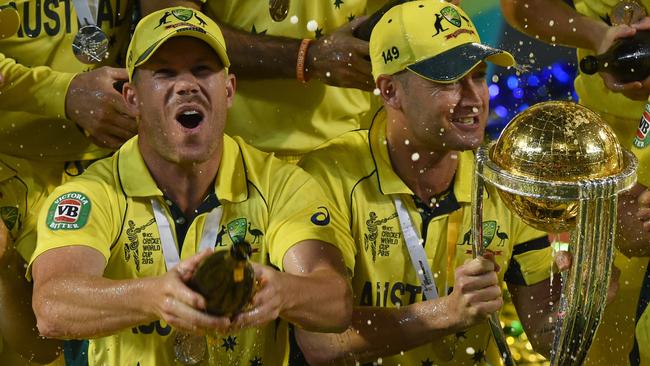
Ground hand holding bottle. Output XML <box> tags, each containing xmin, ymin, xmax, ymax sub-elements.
<box><xmin>590</xmin><ymin>18</ymin><xmax>650</xmax><ymax>100</ymax></box>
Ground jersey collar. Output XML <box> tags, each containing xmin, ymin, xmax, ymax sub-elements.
<box><xmin>118</xmin><ymin>135</ymin><xmax>248</xmax><ymax>203</ymax></box>
<box><xmin>368</xmin><ymin>108</ymin><xmax>475</xmax><ymax>203</ymax></box>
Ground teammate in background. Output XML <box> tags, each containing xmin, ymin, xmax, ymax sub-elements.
<box><xmin>296</xmin><ymin>1</ymin><xmax>565</xmax><ymax>364</ymax></box>
<box><xmin>158</xmin><ymin>0</ymin><xmax>456</xmax><ymax>163</ymax></box>
<box><xmin>0</xmin><ymin>13</ymin><xmax>62</xmax><ymax>365</ymax></box>
<box><xmin>29</xmin><ymin>8</ymin><xmax>354</xmax><ymax>365</ymax></box>
<box><xmin>501</xmin><ymin>0</ymin><xmax>650</xmax><ymax>364</ymax></box>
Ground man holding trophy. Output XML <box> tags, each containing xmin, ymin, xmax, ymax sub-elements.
<box><xmin>27</xmin><ymin>7</ymin><xmax>355</xmax><ymax>365</ymax></box>
<box><xmin>296</xmin><ymin>1</ymin><xmax>576</xmax><ymax>364</ymax></box>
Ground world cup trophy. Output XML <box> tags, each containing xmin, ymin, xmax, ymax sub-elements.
<box><xmin>472</xmin><ymin>101</ymin><xmax>637</xmax><ymax>365</ymax></box>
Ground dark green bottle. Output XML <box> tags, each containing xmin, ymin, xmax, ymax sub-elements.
<box><xmin>189</xmin><ymin>241</ymin><xmax>255</xmax><ymax>317</ymax></box>
<box><xmin>579</xmin><ymin>30</ymin><xmax>650</xmax><ymax>83</ymax></box>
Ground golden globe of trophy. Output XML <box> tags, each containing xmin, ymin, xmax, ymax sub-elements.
<box><xmin>472</xmin><ymin>101</ymin><xmax>637</xmax><ymax>365</ymax></box>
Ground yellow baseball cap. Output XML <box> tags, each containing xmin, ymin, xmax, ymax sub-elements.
<box><xmin>0</xmin><ymin>6</ymin><xmax>20</xmax><ymax>40</ymax></box>
<box><xmin>369</xmin><ymin>0</ymin><xmax>516</xmax><ymax>82</ymax></box>
<box><xmin>126</xmin><ymin>7</ymin><xmax>230</xmax><ymax>81</ymax></box>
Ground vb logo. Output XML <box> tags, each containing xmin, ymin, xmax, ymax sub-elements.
<box><xmin>54</xmin><ymin>199</ymin><xmax>81</xmax><ymax>223</ymax></box>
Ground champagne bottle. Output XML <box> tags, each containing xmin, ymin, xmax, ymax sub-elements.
<box><xmin>579</xmin><ymin>30</ymin><xmax>650</xmax><ymax>83</ymax></box>
<box><xmin>354</xmin><ymin>0</ymin><xmax>411</xmax><ymax>41</ymax></box>
<box><xmin>189</xmin><ymin>241</ymin><xmax>255</xmax><ymax>317</ymax></box>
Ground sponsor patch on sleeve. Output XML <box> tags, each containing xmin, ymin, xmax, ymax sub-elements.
<box><xmin>46</xmin><ymin>192</ymin><xmax>91</xmax><ymax>230</ymax></box>
<box><xmin>634</xmin><ymin>107</ymin><xmax>650</xmax><ymax>149</ymax></box>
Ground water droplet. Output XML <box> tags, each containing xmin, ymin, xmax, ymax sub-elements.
<box><xmin>404</xmin><ymin>139</ymin><xmax>410</xmax><ymax>145</ymax></box>
<box><xmin>290</xmin><ymin>15</ymin><xmax>299</xmax><ymax>24</ymax></box>
<box><xmin>307</xmin><ymin>20</ymin><xmax>318</xmax><ymax>32</ymax></box>
<box><xmin>373</xmin><ymin>88</ymin><xmax>381</xmax><ymax>96</ymax></box>
<box><xmin>466</xmin><ymin>347</ymin><xmax>475</xmax><ymax>355</ymax></box>
<box><xmin>411</xmin><ymin>152</ymin><xmax>420</xmax><ymax>161</ymax></box>
<box><xmin>325</xmin><ymin>71</ymin><xmax>331</xmax><ymax>77</ymax></box>
<box><xmin>492</xmin><ymin>75</ymin><xmax>500</xmax><ymax>83</ymax></box>
<box><xmin>472</xmin><ymin>107</ymin><xmax>479</xmax><ymax>113</ymax></box>
<box><xmin>549</xmin><ymin>20</ymin><xmax>555</xmax><ymax>26</ymax></box>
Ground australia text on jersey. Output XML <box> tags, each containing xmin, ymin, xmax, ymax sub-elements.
<box><xmin>6</xmin><ymin>0</ymin><xmax>128</xmax><ymax>38</ymax></box>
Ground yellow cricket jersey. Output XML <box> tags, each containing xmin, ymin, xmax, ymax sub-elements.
<box><xmin>203</xmin><ymin>0</ymin><xmax>383</xmax><ymax>156</ymax></box>
<box><xmin>572</xmin><ymin>0</ymin><xmax>650</xmax><ymax>187</ymax></box>
<box><xmin>0</xmin><ymin>0</ymin><xmax>133</xmax><ymax>161</ymax></box>
<box><xmin>30</xmin><ymin>135</ymin><xmax>355</xmax><ymax>366</ymax></box>
<box><xmin>299</xmin><ymin>111</ymin><xmax>554</xmax><ymax>365</ymax></box>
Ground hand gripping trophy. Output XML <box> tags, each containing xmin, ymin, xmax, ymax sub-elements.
<box><xmin>473</xmin><ymin>101</ymin><xmax>637</xmax><ymax>365</ymax></box>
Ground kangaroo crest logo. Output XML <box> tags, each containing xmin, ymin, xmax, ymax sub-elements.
<box><xmin>226</xmin><ymin>218</ymin><xmax>264</xmax><ymax>245</ymax></box>
<box><xmin>172</xmin><ymin>9</ymin><xmax>194</xmax><ymax>21</ymax></box>
<box><xmin>460</xmin><ymin>221</ymin><xmax>508</xmax><ymax>248</ymax></box>
<box><xmin>441</xmin><ymin>6</ymin><xmax>461</xmax><ymax>27</ymax></box>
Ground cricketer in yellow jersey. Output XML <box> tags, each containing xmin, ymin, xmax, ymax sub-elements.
<box><xmin>29</xmin><ymin>7</ymin><xmax>354</xmax><ymax>366</ymax></box>
<box><xmin>296</xmin><ymin>1</ymin><xmax>570</xmax><ymax>364</ymax></box>
<box><xmin>501</xmin><ymin>0</ymin><xmax>650</xmax><ymax>364</ymax></box>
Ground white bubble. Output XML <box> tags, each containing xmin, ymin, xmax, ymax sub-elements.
<box><xmin>411</xmin><ymin>152</ymin><xmax>420</xmax><ymax>161</ymax></box>
<box><xmin>367</xmin><ymin>320</ymin><xmax>372</xmax><ymax>325</ymax></box>
<box><xmin>307</xmin><ymin>20</ymin><xmax>318</xmax><ymax>32</ymax></box>
<box><xmin>549</xmin><ymin>20</ymin><xmax>555</xmax><ymax>27</ymax></box>
<box><xmin>492</xmin><ymin>75</ymin><xmax>500</xmax><ymax>83</ymax></box>
<box><xmin>325</xmin><ymin>71</ymin><xmax>331</xmax><ymax>77</ymax></box>
<box><xmin>551</xmin><ymin>36</ymin><xmax>556</xmax><ymax>42</ymax></box>
<box><xmin>373</xmin><ymin>88</ymin><xmax>381</xmax><ymax>96</ymax></box>
<box><xmin>472</xmin><ymin>107</ymin><xmax>478</xmax><ymax>113</ymax></box>
<box><xmin>569</xmin><ymin>18</ymin><xmax>574</xmax><ymax>23</ymax></box>
<box><xmin>404</xmin><ymin>139</ymin><xmax>410</xmax><ymax>145</ymax></box>
<box><xmin>529</xmin><ymin>52</ymin><xmax>534</xmax><ymax>58</ymax></box>
<box><xmin>466</xmin><ymin>347</ymin><xmax>475</xmax><ymax>355</ymax></box>
<box><xmin>376</xmin><ymin>358</ymin><xmax>383</xmax><ymax>365</ymax></box>
<box><xmin>290</xmin><ymin>15</ymin><xmax>299</xmax><ymax>24</ymax></box>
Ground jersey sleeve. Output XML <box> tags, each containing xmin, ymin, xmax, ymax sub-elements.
<box><xmin>0</xmin><ymin>53</ymin><xmax>76</xmax><ymax>119</ymax></box>
<box><xmin>28</xmin><ymin>179</ymin><xmax>119</xmax><ymax>279</ymax></box>
<box><xmin>504</xmin><ymin>217</ymin><xmax>554</xmax><ymax>286</ymax></box>
<box><xmin>264</xmin><ymin>164</ymin><xmax>356</xmax><ymax>273</ymax></box>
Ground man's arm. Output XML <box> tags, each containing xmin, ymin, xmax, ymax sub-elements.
<box><xmin>620</xmin><ymin>183</ymin><xmax>650</xmax><ymax>257</ymax></box>
<box><xmin>294</xmin><ymin>255</ymin><xmax>503</xmax><ymax>365</ymax></box>
<box><xmin>150</xmin><ymin>0</ymin><xmax>374</xmax><ymax>90</ymax></box>
<box><xmin>32</xmin><ymin>246</ymin><xmax>229</xmax><ymax>339</ymax></box>
<box><xmin>0</xmin><ymin>222</ymin><xmax>61</xmax><ymax>364</ymax></box>
<box><xmin>232</xmin><ymin>239</ymin><xmax>352</xmax><ymax>333</ymax></box>
<box><xmin>501</xmin><ymin>0</ymin><xmax>650</xmax><ymax>100</ymax></box>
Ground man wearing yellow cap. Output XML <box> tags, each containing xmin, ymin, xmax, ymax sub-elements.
<box><xmin>501</xmin><ymin>1</ymin><xmax>650</xmax><ymax>364</ymax></box>
<box><xmin>29</xmin><ymin>7</ymin><xmax>355</xmax><ymax>366</ymax></box>
<box><xmin>296</xmin><ymin>1</ymin><xmax>559</xmax><ymax>365</ymax></box>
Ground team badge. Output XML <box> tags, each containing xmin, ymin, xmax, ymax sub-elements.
<box><xmin>634</xmin><ymin>105</ymin><xmax>650</xmax><ymax>149</ymax></box>
<box><xmin>441</xmin><ymin>6</ymin><xmax>462</xmax><ymax>27</ymax></box>
<box><xmin>227</xmin><ymin>218</ymin><xmax>247</xmax><ymax>244</ymax></box>
<box><xmin>46</xmin><ymin>192</ymin><xmax>91</xmax><ymax>230</ymax></box>
<box><xmin>172</xmin><ymin>8</ymin><xmax>194</xmax><ymax>21</ymax></box>
<box><xmin>0</xmin><ymin>206</ymin><xmax>18</xmax><ymax>231</ymax></box>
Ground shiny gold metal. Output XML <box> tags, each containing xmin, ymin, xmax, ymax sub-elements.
<box><xmin>490</xmin><ymin>101</ymin><xmax>624</xmax><ymax>232</ymax></box>
<box><xmin>269</xmin><ymin>0</ymin><xmax>290</xmax><ymax>22</ymax></box>
<box><xmin>174</xmin><ymin>332</ymin><xmax>207</xmax><ymax>365</ymax></box>
<box><xmin>473</xmin><ymin>100</ymin><xmax>637</xmax><ymax>366</ymax></box>
<box><xmin>610</xmin><ymin>0</ymin><xmax>647</xmax><ymax>26</ymax></box>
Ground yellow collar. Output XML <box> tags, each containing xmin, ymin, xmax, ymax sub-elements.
<box><xmin>368</xmin><ymin>109</ymin><xmax>475</xmax><ymax>202</ymax></box>
<box><xmin>118</xmin><ymin>135</ymin><xmax>248</xmax><ymax>203</ymax></box>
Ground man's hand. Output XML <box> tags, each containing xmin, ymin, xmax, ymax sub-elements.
<box><xmin>445</xmin><ymin>253</ymin><xmax>503</xmax><ymax>331</ymax></box>
<box><xmin>230</xmin><ymin>263</ymin><xmax>286</xmax><ymax>330</ymax></box>
<box><xmin>553</xmin><ymin>251</ymin><xmax>620</xmax><ymax>304</ymax></box>
<box><xmin>596</xmin><ymin>18</ymin><xmax>650</xmax><ymax>100</ymax></box>
<box><xmin>65</xmin><ymin>67</ymin><xmax>137</xmax><ymax>149</ymax></box>
<box><xmin>152</xmin><ymin>249</ymin><xmax>232</xmax><ymax>335</ymax></box>
<box><xmin>636</xmin><ymin>188</ymin><xmax>650</xmax><ymax>233</ymax></box>
<box><xmin>306</xmin><ymin>17</ymin><xmax>374</xmax><ymax>91</ymax></box>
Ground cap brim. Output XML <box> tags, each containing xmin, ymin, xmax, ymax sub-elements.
<box><xmin>407</xmin><ymin>43</ymin><xmax>515</xmax><ymax>83</ymax></box>
<box><xmin>132</xmin><ymin>29</ymin><xmax>230</xmax><ymax>78</ymax></box>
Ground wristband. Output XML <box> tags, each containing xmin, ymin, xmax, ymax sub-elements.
<box><xmin>296</xmin><ymin>38</ymin><xmax>312</xmax><ymax>83</ymax></box>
